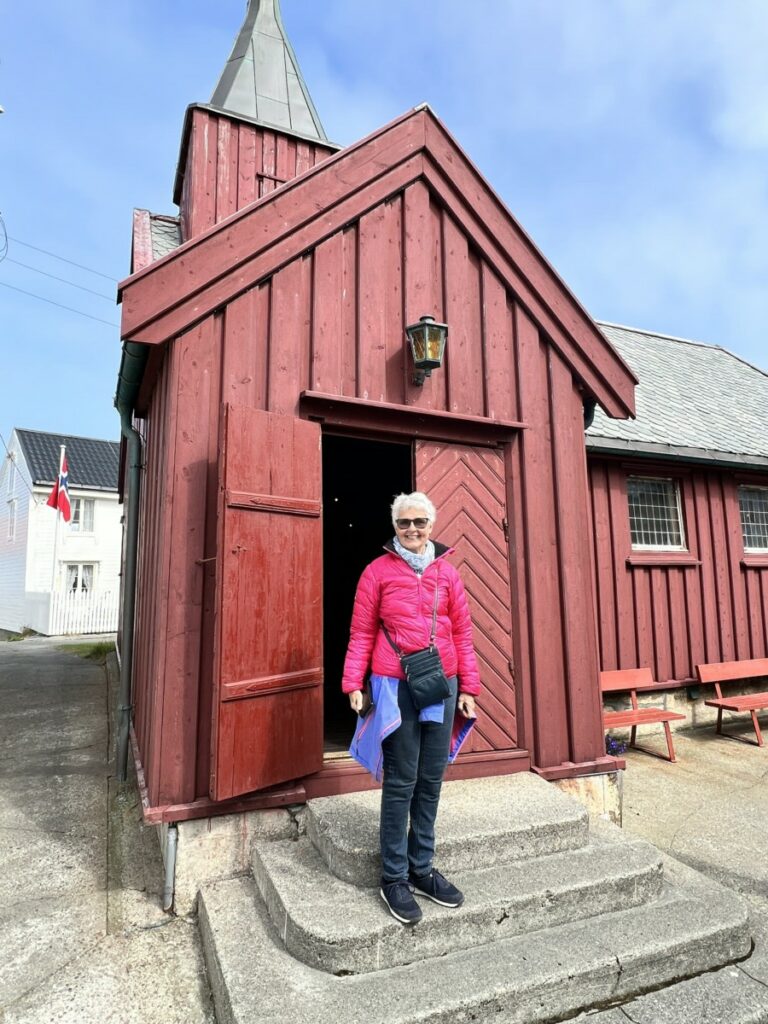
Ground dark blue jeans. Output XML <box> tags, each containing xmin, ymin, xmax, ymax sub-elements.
<box><xmin>380</xmin><ymin>675</ymin><xmax>458</xmax><ymax>882</ymax></box>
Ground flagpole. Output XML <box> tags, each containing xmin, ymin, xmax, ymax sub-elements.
<box><xmin>50</xmin><ymin>445</ymin><xmax>65</xmax><ymax>596</ymax></box>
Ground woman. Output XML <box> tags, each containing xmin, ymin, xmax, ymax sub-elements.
<box><xmin>342</xmin><ymin>492</ymin><xmax>480</xmax><ymax>925</ymax></box>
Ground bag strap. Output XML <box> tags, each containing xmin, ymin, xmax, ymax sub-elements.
<box><xmin>381</xmin><ymin>568</ymin><xmax>440</xmax><ymax>657</ymax></box>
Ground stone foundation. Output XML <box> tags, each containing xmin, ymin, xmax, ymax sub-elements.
<box><xmin>161</xmin><ymin>807</ymin><xmax>303</xmax><ymax>915</ymax></box>
<box><xmin>554</xmin><ymin>770</ymin><xmax>623</xmax><ymax>826</ymax></box>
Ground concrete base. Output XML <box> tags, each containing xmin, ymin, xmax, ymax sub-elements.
<box><xmin>554</xmin><ymin>771</ymin><xmax>623</xmax><ymax>826</ymax></box>
<box><xmin>169</xmin><ymin>807</ymin><xmax>298</xmax><ymax>915</ymax></box>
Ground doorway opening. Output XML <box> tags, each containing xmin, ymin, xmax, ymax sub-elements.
<box><xmin>322</xmin><ymin>433</ymin><xmax>413</xmax><ymax>754</ymax></box>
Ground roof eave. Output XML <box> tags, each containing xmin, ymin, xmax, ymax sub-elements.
<box><xmin>585</xmin><ymin>434</ymin><xmax>768</xmax><ymax>471</ymax></box>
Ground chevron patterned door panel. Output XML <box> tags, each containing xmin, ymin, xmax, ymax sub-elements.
<box><xmin>415</xmin><ymin>441</ymin><xmax>517</xmax><ymax>752</ymax></box>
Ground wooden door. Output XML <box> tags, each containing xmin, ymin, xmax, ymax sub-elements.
<box><xmin>210</xmin><ymin>405</ymin><xmax>324</xmax><ymax>800</ymax></box>
<box><xmin>415</xmin><ymin>441</ymin><xmax>517</xmax><ymax>752</ymax></box>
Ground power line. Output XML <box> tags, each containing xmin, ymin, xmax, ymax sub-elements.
<box><xmin>6</xmin><ymin>258</ymin><xmax>115</xmax><ymax>301</ymax></box>
<box><xmin>7</xmin><ymin>236</ymin><xmax>118</xmax><ymax>282</ymax></box>
<box><xmin>0</xmin><ymin>281</ymin><xmax>119</xmax><ymax>328</ymax></box>
<box><xmin>0</xmin><ymin>432</ymin><xmax>41</xmax><ymax>505</ymax></box>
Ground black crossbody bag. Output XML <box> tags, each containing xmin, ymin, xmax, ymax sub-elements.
<box><xmin>381</xmin><ymin>579</ymin><xmax>451</xmax><ymax>710</ymax></box>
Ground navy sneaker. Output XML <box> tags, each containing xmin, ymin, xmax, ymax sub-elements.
<box><xmin>409</xmin><ymin>868</ymin><xmax>464</xmax><ymax>908</ymax></box>
<box><xmin>380</xmin><ymin>880</ymin><xmax>423</xmax><ymax>924</ymax></box>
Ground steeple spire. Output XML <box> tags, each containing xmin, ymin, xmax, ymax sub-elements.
<box><xmin>210</xmin><ymin>0</ymin><xmax>328</xmax><ymax>143</ymax></box>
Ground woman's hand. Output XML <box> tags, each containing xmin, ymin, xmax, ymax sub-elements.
<box><xmin>457</xmin><ymin>693</ymin><xmax>476</xmax><ymax>718</ymax></box>
<box><xmin>349</xmin><ymin>690</ymin><xmax>365</xmax><ymax>713</ymax></box>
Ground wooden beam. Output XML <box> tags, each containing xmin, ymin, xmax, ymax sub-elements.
<box><xmin>299</xmin><ymin>390</ymin><xmax>525</xmax><ymax>445</ymax></box>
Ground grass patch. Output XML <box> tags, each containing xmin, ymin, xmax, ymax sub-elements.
<box><xmin>60</xmin><ymin>641</ymin><xmax>114</xmax><ymax>664</ymax></box>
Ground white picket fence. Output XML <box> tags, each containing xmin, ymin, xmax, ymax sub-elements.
<box><xmin>49</xmin><ymin>588</ymin><xmax>119</xmax><ymax>636</ymax></box>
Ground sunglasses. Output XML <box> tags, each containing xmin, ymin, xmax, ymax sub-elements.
<box><xmin>395</xmin><ymin>517</ymin><xmax>430</xmax><ymax>529</ymax></box>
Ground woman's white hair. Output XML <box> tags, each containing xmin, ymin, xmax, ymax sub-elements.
<box><xmin>390</xmin><ymin>491</ymin><xmax>436</xmax><ymax>526</ymax></box>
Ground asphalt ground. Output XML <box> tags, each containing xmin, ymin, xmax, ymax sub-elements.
<box><xmin>0</xmin><ymin>636</ymin><xmax>214</xmax><ymax>1024</ymax></box>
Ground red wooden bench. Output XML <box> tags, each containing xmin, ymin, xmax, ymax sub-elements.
<box><xmin>601</xmin><ymin>667</ymin><xmax>686</xmax><ymax>762</ymax></box>
<box><xmin>695</xmin><ymin>658</ymin><xmax>768</xmax><ymax>747</ymax></box>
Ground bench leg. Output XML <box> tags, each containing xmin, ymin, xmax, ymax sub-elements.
<box><xmin>663</xmin><ymin>721</ymin><xmax>677</xmax><ymax>762</ymax></box>
<box><xmin>715</xmin><ymin>707</ymin><xmax>723</xmax><ymax>735</ymax></box>
<box><xmin>630</xmin><ymin>725</ymin><xmax>637</xmax><ymax>748</ymax></box>
<box><xmin>751</xmin><ymin>711</ymin><xmax>764</xmax><ymax>747</ymax></box>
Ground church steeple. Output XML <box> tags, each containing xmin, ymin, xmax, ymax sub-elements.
<box><xmin>175</xmin><ymin>0</ymin><xmax>337</xmax><ymax>241</ymax></box>
<box><xmin>210</xmin><ymin>0</ymin><xmax>328</xmax><ymax>143</ymax></box>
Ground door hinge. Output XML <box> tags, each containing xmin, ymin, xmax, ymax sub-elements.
<box><xmin>502</xmin><ymin>517</ymin><xmax>509</xmax><ymax>542</ymax></box>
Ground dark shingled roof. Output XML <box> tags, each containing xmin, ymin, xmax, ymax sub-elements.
<box><xmin>587</xmin><ymin>322</ymin><xmax>768</xmax><ymax>469</ymax></box>
<box><xmin>16</xmin><ymin>430</ymin><xmax>120</xmax><ymax>490</ymax></box>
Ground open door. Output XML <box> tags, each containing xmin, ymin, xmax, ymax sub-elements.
<box><xmin>415</xmin><ymin>440</ymin><xmax>518</xmax><ymax>753</ymax></box>
<box><xmin>210</xmin><ymin>405</ymin><xmax>323</xmax><ymax>801</ymax></box>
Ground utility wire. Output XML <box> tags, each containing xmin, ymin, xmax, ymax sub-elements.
<box><xmin>0</xmin><ymin>432</ymin><xmax>41</xmax><ymax>505</ymax></box>
<box><xmin>6</xmin><ymin>258</ymin><xmax>115</xmax><ymax>301</ymax></box>
<box><xmin>0</xmin><ymin>281</ymin><xmax>119</xmax><ymax>328</ymax></box>
<box><xmin>7</xmin><ymin>236</ymin><xmax>118</xmax><ymax>282</ymax></box>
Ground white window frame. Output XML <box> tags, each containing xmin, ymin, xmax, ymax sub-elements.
<box><xmin>65</xmin><ymin>562</ymin><xmax>96</xmax><ymax>593</ymax></box>
<box><xmin>70</xmin><ymin>497</ymin><xmax>95</xmax><ymax>534</ymax></box>
<box><xmin>627</xmin><ymin>476</ymin><xmax>687</xmax><ymax>551</ymax></box>
<box><xmin>7</xmin><ymin>499</ymin><xmax>16</xmax><ymax>541</ymax></box>
<box><xmin>7</xmin><ymin>456</ymin><xmax>16</xmax><ymax>496</ymax></box>
<box><xmin>738</xmin><ymin>485</ymin><xmax>768</xmax><ymax>553</ymax></box>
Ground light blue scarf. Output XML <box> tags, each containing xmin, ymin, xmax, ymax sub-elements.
<box><xmin>392</xmin><ymin>536</ymin><xmax>435</xmax><ymax>575</ymax></box>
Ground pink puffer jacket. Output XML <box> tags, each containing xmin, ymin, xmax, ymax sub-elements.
<box><xmin>341</xmin><ymin>542</ymin><xmax>481</xmax><ymax>696</ymax></box>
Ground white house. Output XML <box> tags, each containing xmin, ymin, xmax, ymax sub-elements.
<box><xmin>0</xmin><ymin>429</ymin><xmax>122</xmax><ymax>636</ymax></box>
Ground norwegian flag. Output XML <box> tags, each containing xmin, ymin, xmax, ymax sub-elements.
<box><xmin>46</xmin><ymin>451</ymin><xmax>72</xmax><ymax>522</ymax></box>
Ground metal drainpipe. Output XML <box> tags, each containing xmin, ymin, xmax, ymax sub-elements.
<box><xmin>162</xmin><ymin>824</ymin><xmax>178</xmax><ymax>912</ymax></box>
<box><xmin>115</xmin><ymin>342</ymin><xmax>146</xmax><ymax>783</ymax></box>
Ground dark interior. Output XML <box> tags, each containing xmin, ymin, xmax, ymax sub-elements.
<box><xmin>322</xmin><ymin>433</ymin><xmax>413</xmax><ymax>752</ymax></box>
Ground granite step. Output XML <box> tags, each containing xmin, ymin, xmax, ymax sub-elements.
<box><xmin>199</xmin><ymin>857</ymin><xmax>752</xmax><ymax>1024</ymax></box>
<box><xmin>305</xmin><ymin>773</ymin><xmax>590</xmax><ymax>886</ymax></box>
<box><xmin>251</xmin><ymin>831</ymin><xmax>664</xmax><ymax>974</ymax></box>
<box><xmin>565</xmin><ymin>966</ymin><xmax>768</xmax><ymax>1023</ymax></box>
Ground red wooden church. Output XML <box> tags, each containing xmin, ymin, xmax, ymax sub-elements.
<box><xmin>115</xmin><ymin>0</ymin><xmax>640</xmax><ymax>824</ymax></box>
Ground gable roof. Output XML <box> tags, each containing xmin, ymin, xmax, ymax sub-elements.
<box><xmin>15</xmin><ymin>429</ymin><xmax>120</xmax><ymax>490</ymax></box>
<box><xmin>118</xmin><ymin>105</ymin><xmax>637</xmax><ymax>419</ymax></box>
<box><xmin>210</xmin><ymin>0</ymin><xmax>328</xmax><ymax>143</ymax></box>
<box><xmin>587</xmin><ymin>322</ymin><xmax>768</xmax><ymax>468</ymax></box>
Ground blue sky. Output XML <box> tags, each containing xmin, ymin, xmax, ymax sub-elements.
<box><xmin>1</xmin><ymin>0</ymin><xmax>766</xmax><ymax>446</ymax></box>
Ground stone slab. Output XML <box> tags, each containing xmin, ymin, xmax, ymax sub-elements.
<box><xmin>200</xmin><ymin>871</ymin><xmax>750</xmax><ymax>1024</ymax></box>
<box><xmin>306</xmin><ymin>773</ymin><xmax>589</xmax><ymax>886</ymax></box>
<box><xmin>567</xmin><ymin>965</ymin><xmax>768</xmax><ymax>1022</ymax></box>
<box><xmin>616</xmin><ymin>967</ymin><xmax>768</xmax><ymax>1023</ymax></box>
<box><xmin>251</xmin><ymin>833</ymin><xmax>663</xmax><ymax>973</ymax></box>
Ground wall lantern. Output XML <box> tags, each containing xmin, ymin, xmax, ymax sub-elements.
<box><xmin>405</xmin><ymin>315</ymin><xmax>448</xmax><ymax>386</ymax></box>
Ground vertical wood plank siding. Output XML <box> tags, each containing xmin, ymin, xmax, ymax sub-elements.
<box><xmin>132</xmin><ymin>348</ymin><xmax>172</xmax><ymax>802</ymax></box>
<box><xmin>180</xmin><ymin>110</ymin><xmax>336</xmax><ymax>241</ymax></box>
<box><xmin>134</xmin><ymin>168</ymin><xmax>614</xmax><ymax>805</ymax></box>
<box><xmin>589</xmin><ymin>458</ymin><xmax>768</xmax><ymax>682</ymax></box>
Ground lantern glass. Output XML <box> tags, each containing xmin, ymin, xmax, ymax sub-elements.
<box><xmin>410</xmin><ymin>325</ymin><xmax>427</xmax><ymax>363</ymax></box>
<box><xmin>425</xmin><ymin>324</ymin><xmax>445</xmax><ymax>364</ymax></box>
<box><xmin>405</xmin><ymin>316</ymin><xmax>448</xmax><ymax>379</ymax></box>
